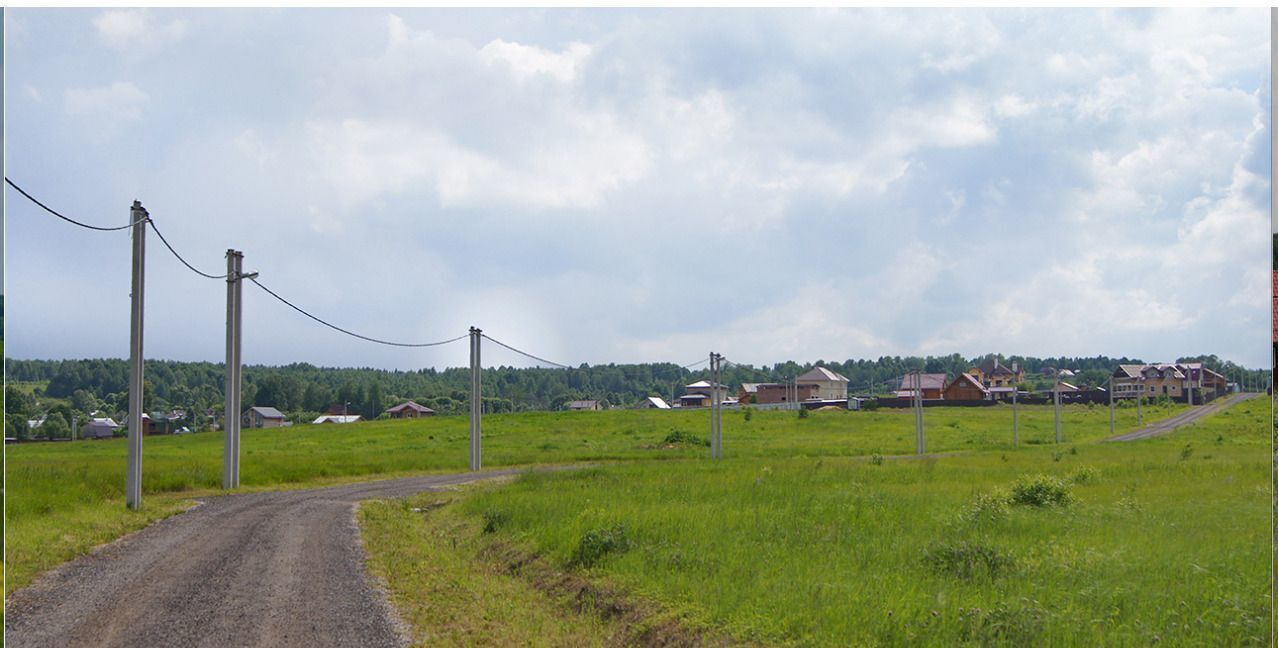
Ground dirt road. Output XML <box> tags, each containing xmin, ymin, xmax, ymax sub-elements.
<box><xmin>1104</xmin><ymin>392</ymin><xmax>1260</xmax><ymax>442</ymax></box>
<box><xmin>4</xmin><ymin>470</ymin><xmax>529</xmax><ymax>648</ymax></box>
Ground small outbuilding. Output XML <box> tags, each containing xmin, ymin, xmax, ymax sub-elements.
<box><xmin>943</xmin><ymin>373</ymin><xmax>991</xmax><ymax>401</ymax></box>
<box><xmin>244</xmin><ymin>406</ymin><xmax>288</xmax><ymax>428</ymax></box>
<box><xmin>566</xmin><ymin>400</ymin><xmax>601</xmax><ymax>411</ymax></box>
<box><xmin>384</xmin><ymin>400</ymin><xmax>435</xmax><ymax>419</ymax></box>
<box><xmin>636</xmin><ymin>396</ymin><xmax>671</xmax><ymax>410</ymax></box>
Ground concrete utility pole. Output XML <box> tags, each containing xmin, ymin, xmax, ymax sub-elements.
<box><xmin>709</xmin><ymin>352</ymin><xmax>723</xmax><ymax>459</ymax></box>
<box><xmin>469</xmin><ymin>327</ymin><xmax>482</xmax><ymax>472</ymax></box>
<box><xmin>1136</xmin><ymin>378</ymin><xmax>1143</xmax><ymax>426</ymax></box>
<box><xmin>222</xmin><ymin>250</ymin><xmax>255</xmax><ymax>490</ymax></box>
<box><xmin>126</xmin><ymin>201</ymin><xmax>148</xmax><ymax>510</ymax></box>
<box><xmin>1053</xmin><ymin>374</ymin><xmax>1062</xmax><ymax>444</ymax></box>
<box><xmin>1186</xmin><ymin>365</ymin><xmax>1194</xmax><ymax>406</ymax></box>
<box><xmin>1108</xmin><ymin>373</ymin><xmax>1115</xmax><ymax>437</ymax></box>
<box><xmin>914</xmin><ymin>370</ymin><xmax>925</xmax><ymax>455</ymax></box>
<box><xmin>1012</xmin><ymin>382</ymin><xmax>1019</xmax><ymax>447</ymax></box>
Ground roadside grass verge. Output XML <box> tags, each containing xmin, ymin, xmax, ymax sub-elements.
<box><xmin>363</xmin><ymin>397</ymin><xmax>1268</xmax><ymax>646</ymax></box>
<box><xmin>6</xmin><ymin>401</ymin><xmax>1185</xmax><ymax>597</ymax></box>
<box><xmin>359</xmin><ymin>491</ymin><xmax>723</xmax><ymax>647</ymax></box>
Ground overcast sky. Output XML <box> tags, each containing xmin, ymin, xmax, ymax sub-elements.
<box><xmin>3</xmin><ymin>8</ymin><xmax>1271</xmax><ymax>371</ymax></box>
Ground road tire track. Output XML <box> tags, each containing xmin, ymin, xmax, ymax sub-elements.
<box><xmin>5</xmin><ymin>469</ymin><xmax>530</xmax><ymax>648</ymax></box>
<box><xmin>1104</xmin><ymin>392</ymin><xmax>1258</xmax><ymax>442</ymax></box>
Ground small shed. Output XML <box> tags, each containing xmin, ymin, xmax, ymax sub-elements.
<box><xmin>384</xmin><ymin>400</ymin><xmax>435</xmax><ymax>419</ymax></box>
<box><xmin>566</xmin><ymin>400</ymin><xmax>601</xmax><ymax>411</ymax></box>
<box><xmin>636</xmin><ymin>396</ymin><xmax>671</xmax><ymax>410</ymax></box>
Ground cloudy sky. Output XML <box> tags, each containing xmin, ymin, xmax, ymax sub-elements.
<box><xmin>3</xmin><ymin>8</ymin><xmax>1271</xmax><ymax>371</ymax></box>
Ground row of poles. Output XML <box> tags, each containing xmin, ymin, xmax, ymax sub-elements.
<box><xmin>121</xmin><ymin>203</ymin><xmax>492</xmax><ymax>510</ymax></box>
<box><xmin>117</xmin><ymin>202</ymin><xmax>1265</xmax><ymax>509</ymax></box>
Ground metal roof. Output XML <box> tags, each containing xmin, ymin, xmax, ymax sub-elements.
<box><xmin>249</xmin><ymin>406</ymin><xmax>286</xmax><ymax>419</ymax></box>
<box><xmin>797</xmin><ymin>367</ymin><xmax>849</xmax><ymax>383</ymax></box>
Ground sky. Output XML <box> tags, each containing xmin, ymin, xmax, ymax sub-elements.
<box><xmin>2</xmin><ymin>8</ymin><xmax>1272</xmax><ymax>371</ymax></box>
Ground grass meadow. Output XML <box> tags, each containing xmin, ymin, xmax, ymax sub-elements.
<box><xmin>364</xmin><ymin>396</ymin><xmax>1270</xmax><ymax>646</ymax></box>
<box><xmin>0</xmin><ymin>400</ymin><xmax>1198</xmax><ymax>597</ymax></box>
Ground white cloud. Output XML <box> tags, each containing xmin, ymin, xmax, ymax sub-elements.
<box><xmin>63</xmin><ymin>81</ymin><xmax>149</xmax><ymax>140</ymax></box>
<box><xmin>93</xmin><ymin>10</ymin><xmax>187</xmax><ymax>52</ymax></box>
<box><xmin>478</xmin><ymin>39</ymin><xmax>592</xmax><ymax>83</ymax></box>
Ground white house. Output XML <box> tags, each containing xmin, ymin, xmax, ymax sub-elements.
<box><xmin>795</xmin><ymin>367</ymin><xmax>850</xmax><ymax>401</ymax></box>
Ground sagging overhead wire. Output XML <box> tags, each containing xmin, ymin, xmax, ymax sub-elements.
<box><xmin>480</xmin><ymin>333</ymin><xmax>571</xmax><ymax>369</ymax></box>
<box><xmin>5</xmin><ymin>177</ymin><xmax>142</xmax><ymax>231</ymax></box>
<box><xmin>248</xmin><ymin>276</ymin><xmax>469</xmax><ymax>348</ymax></box>
<box><xmin>147</xmin><ymin>220</ymin><xmax>229</xmax><ymax>280</ymax></box>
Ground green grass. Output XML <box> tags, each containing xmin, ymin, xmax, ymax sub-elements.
<box><xmin>3</xmin><ymin>401</ymin><xmax>1186</xmax><ymax>595</ymax></box>
<box><xmin>374</xmin><ymin>397</ymin><xmax>1270</xmax><ymax>646</ymax></box>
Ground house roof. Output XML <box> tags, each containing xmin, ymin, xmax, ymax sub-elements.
<box><xmin>897</xmin><ymin>373</ymin><xmax>947</xmax><ymax>391</ymax></box>
<box><xmin>312</xmin><ymin>415</ymin><xmax>361</xmax><ymax>424</ymax></box>
<box><xmin>739</xmin><ymin>383</ymin><xmax>760</xmax><ymax>393</ymax></box>
<box><xmin>385</xmin><ymin>400</ymin><xmax>434</xmax><ymax>414</ymax></box>
<box><xmin>797</xmin><ymin>367</ymin><xmax>849</xmax><ymax>383</ymax></box>
<box><xmin>85</xmin><ymin>417</ymin><xmax>120</xmax><ymax>428</ymax></box>
<box><xmin>685</xmin><ymin>380</ymin><xmax>713</xmax><ymax>389</ymax></box>
<box><xmin>249</xmin><ymin>406</ymin><xmax>286</xmax><ymax>419</ymax></box>
<box><xmin>1053</xmin><ymin>382</ymin><xmax>1080</xmax><ymax>392</ymax></box>
<box><xmin>977</xmin><ymin>359</ymin><xmax>1020</xmax><ymax>376</ymax></box>
<box><xmin>640</xmin><ymin>396</ymin><xmax>671</xmax><ymax>409</ymax></box>
<box><xmin>567</xmin><ymin>400</ymin><xmax>598</xmax><ymax>409</ymax></box>
<box><xmin>946</xmin><ymin>373</ymin><xmax>990</xmax><ymax>394</ymax></box>
<box><xmin>680</xmin><ymin>393</ymin><xmax>710</xmax><ymax>401</ymax></box>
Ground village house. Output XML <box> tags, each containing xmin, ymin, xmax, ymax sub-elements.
<box><xmin>244</xmin><ymin>406</ymin><xmax>288</xmax><ymax>428</ymax></box>
<box><xmin>1112</xmin><ymin>363</ymin><xmax>1228</xmax><ymax>402</ymax></box>
<box><xmin>895</xmin><ymin>373</ymin><xmax>947</xmax><ymax>400</ymax></box>
<box><xmin>635</xmin><ymin>396</ymin><xmax>671</xmax><ymax>409</ymax></box>
<box><xmin>737</xmin><ymin>383</ymin><xmax>760</xmax><ymax>403</ymax></box>
<box><xmin>795</xmin><ymin>367</ymin><xmax>850</xmax><ymax>401</ymax></box>
<box><xmin>942</xmin><ymin>373</ymin><xmax>991</xmax><ymax>401</ymax></box>
<box><xmin>754</xmin><ymin>382</ymin><xmax>820</xmax><ymax>405</ymax></box>
<box><xmin>969</xmin><ymin>359</ymin><xmax>1023</xmax><ymax>388</ymax></box>
<box><xmin>80</xmin><ymin>417</ymin><xmax>120</xmax><ymax>439</ymax></box>
<box><xmin>384</xmin><ymin>400</ymin><xmax>435</xmax><ymax>419</ymax></box>
<box><xmin>566</xmin><ymin>400</ymin><xmax>601</xmax><ymax>411</ymax></box>
<box><xmin>678</xmin><ymin>393</ymin><xmax>712</xmax><ymax>408</ymax></box>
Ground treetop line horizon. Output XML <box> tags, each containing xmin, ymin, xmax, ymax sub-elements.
<box><xmin>5</xmin><ymin>181</ymin><xmax>1269</xmax><ymax>511</ymax></box>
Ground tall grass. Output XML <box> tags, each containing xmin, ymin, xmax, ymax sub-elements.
<box><xmin>451</xmin><ymin>397</ymin><xmax>1269</xmax><ymax>646</ymax></box>
<box><xmin>6</xmin><ymin>401</ymin><xmax>1184</xmax><ymax>593</ymax></box>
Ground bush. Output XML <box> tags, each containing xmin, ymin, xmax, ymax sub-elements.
<box><xmin>571</xmin><ymin>524</ymin><xmax>632</xmax><ymax>568</ymax></box>
<box><xmin>861</xmin><ymin>399</ymin><xmax>879</xmax><ymax>411</ymax></box>
<box><xmin>923</xmin><ymin>541</ymin><xmax>1015</xmax><ymax>580</ymax></box>
<box><xmin>1008</xmin><ymin>474</ymin><xmax>1075</xmax><ymax>507</ymax></box>
<box><xmin>743</xmin><ymin>407</ymin><xmax>753</xmax><ymax>422</ymax></box>
<box><xmin>1068</xmin><ymin>466</ymin><xmax>1100</xmax><ymax>485</ymax></box>
<box><xmin>869</xmin><ymin>453</ymin><xmax>885</xmax><ymax>466</ymax></box>
<box><xmin>1179</xmin><ymin>443</ymin><xmax>1194</xmax><ymax>461</ymax></box>
<box><xmin>798</xmin><ymin>407</ymin><xmax>809</xmax><ymax>419</ymax></box>
<box><xmin>481</xmin><ymin>509</ymin><xmax>508</xmax><ymax>534</ymax></box>
<box><xmin>958</xmin><ymin>491</ymin><xmax>1009</xmax><ymax>525</ymax></box>
<box><xmin>662</xmin><ymin>429</ymin><xmax>709</xmax><ymax>447</ymax></box>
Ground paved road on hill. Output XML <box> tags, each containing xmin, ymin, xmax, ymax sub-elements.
<box><xmin>1105</xmin><ymin>392</ymin><xmax>1260</xmax><ymax>442</ymax></box>
<box><xmin>4</xmin><ymin>469</ymin><xmax>532</xmax><ymax>648</ymax></box>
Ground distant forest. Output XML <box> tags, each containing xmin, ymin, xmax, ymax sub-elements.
<box><xmin>5</xmin><ymin>352</ymin><xmax>1262</xmax><ymax>438</ymax></box>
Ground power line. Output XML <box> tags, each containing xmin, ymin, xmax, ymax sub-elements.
<box><xmin>147</xmin><ymin>220</ymin><xmax>229</xmax><ymax>280</ymax></box>
<box><xmin>248</xmin><ymin>276</ymin><xmax>468</xmax><ymax>348</ymax></box>
<box><xmin>681</xmin><ymin>357</ymin><xmax>711</xmax><ymax>370</ymax></box>
<box><xmin>480</xmin><ymin>333</ymin><xmax>571</xmax><ymax>369</ymax></box>
<box><xmin>5</xmin><ymin>177</ymin><xmax>142</xmax><ymax>231</ymax></box>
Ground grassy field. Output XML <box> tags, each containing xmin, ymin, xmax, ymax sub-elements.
<box><xmin>4</xmin><ymin>401</ymin><xmax>1186</xmax><ymax>595</ymax></box>
<box><xmin>363</xmin><ymin>397</ymin><xmax>1270</xmax><ymax>646</ymax></box>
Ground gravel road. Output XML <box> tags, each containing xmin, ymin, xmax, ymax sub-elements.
<box><xmin>1104</xmin><ymin>392</ymin><xmax>1259</xmax><ymax>442</ymax></box>
<box><xmin>5</xmin><ymin>469</ymin><xmax>529</xmax><ymax>648</ymax></box>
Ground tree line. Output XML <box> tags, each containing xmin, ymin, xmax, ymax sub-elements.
<box><xmin>4</xmin><ymin>352</ymin><xmax>1264</xmax><ymax>440</ymax></box>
